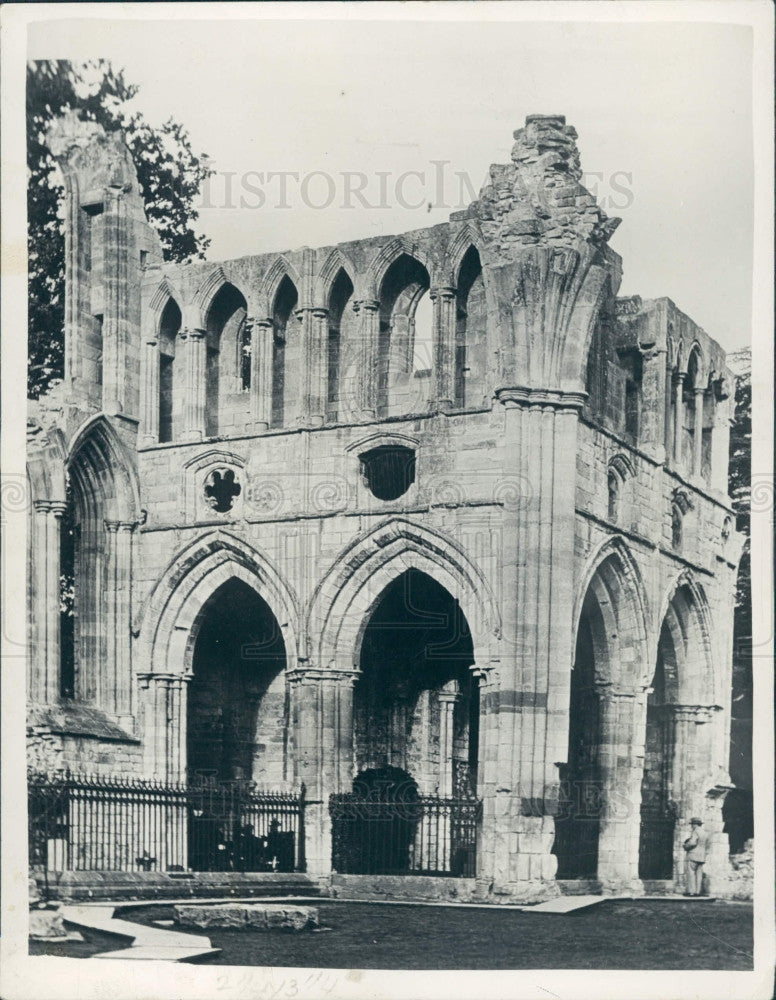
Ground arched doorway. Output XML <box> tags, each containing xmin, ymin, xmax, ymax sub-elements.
<box><xmin>186</xmin><ymin>577</ymin><xmax>289</xmax><ymax>871</ymax></box>
<box><xmin>553</xmin><ymin>607</ymin><xmax>601</xmax><ymax>878</ymax></box>
<box><xmin>638</xmin><ymin>637</ymin><xmax>676</xmax><ymax>879</ymax></box>
<box><xmin>187</xmin><ymin>578</ymin><xmax>287</xmax><ymax>784</ymax></box>
<box><xmin>554</xmin><ymin>547</ymin><xmax>649</xmax><ymax>890</ymax></box>
<box><xmin>644</xmin><ymin>580</ymin><xmax>722</xmax><ymax>886</ymax></box>
<box><xmin>336</xmin><ymin>568</ymin><xmax>480</xmax><ymax>876</ymax></box>
<box><xmin>354</xmin><ymin>569</ymin><xmax>478</xmax><ymax>793</ymax></box>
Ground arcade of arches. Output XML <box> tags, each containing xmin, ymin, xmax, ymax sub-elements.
<box><xmin>26</xmin><ymin>112</ymin><xmax>744</xmax><ymax>903</ymax></box>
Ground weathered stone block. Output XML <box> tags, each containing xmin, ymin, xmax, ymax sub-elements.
<box><xmin>29</xmin><ymin>906</ymin><xmax>66</xmax><ymax>940</ymax></box>
<box><xmin>174</xmin><ymin>903</ymin><xmax>318</xmax><ymax>931</ymax></box>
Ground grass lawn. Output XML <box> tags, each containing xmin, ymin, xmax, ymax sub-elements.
<box><xmin>114</xmin><ymin>899</ymin><xmax>753</xmax><ymax>970</ymax></box>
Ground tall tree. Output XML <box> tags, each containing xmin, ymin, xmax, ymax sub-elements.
<box><xmin>725</xmin><ymin>347</ymin><xmax>752</xmax><ymax>848</ymax></box>
<box><xmin>27</xmin><ymin>59</ymin><xmax>213</xmax><ymax>399</ymax></box>
<box><xmin>728</xmin><ymin>348</ymin><xmax>751</xmax><ymax>648</ymax></box>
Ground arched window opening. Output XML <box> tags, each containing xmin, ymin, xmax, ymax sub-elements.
<box><xmin>64</xmin><ymin>424</ymin><xmax>137</xmax><ymax>714</ymax></box>
<box><xmin>412</xmin><ymin>293</ymin><xmax>433</xmax><ymax>375</ymax></box>
<box><xmin>360</xmin><ymin>445</ymin><xmax>416</xmax><ymax>501</ymax></box>
<box><xmin>454</xmin><ymin>246</ymin><xmax>487</xmax><ymax>408</ymax></box>
<box><xmin>271</xmin><ymin>275</ymin><xmax>299</xmax><ymax>428</ymax></box>
<box><xmin>327</xmin><ymin>269</ymin><xmax>354</xmax><ymax>422</ymax></box>
<box><xmin>682</xmin><ymin>349</ymin><xmax>700</xmax><ymax>470</ymax></box>
<box><xmin>238</xmin><ymin>318</ymin><xmax>252</xmax><ymax>393</ymax></box>
<box><xmin>205</xmin><ymin>283</ymin><xmax>248</xmax><ymax>437</ymax></box>
<box><xmin>158</xmin><ymin>297</ymin><xmax>181</xmax><ymax>443</ymax></box>
<box><xmin>377</xmin><ymin>254</ymin><xmax>431</xmax><ymax>417</ymax></box>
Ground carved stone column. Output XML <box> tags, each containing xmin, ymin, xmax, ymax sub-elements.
<box><xmin>639</xmin><ymin>347</ymin><xmax>666</xmax><ymax>462</ymax></box>
<box><xmin>664</xmin><ymin>361</ymin><xmax>675</xmax><ymax>462</ymax></box>
<box><xmin>295</xmin><ymin>305</ymin><xmax>319</xmax><ymax>427</ymax></box>
<box><xmin>353</xmin><ymin>299</ymin><xmax>379</xmax><ymax>419</ymax></box>
<box><xmin>438</xmin><ymin>680</ymin><xmax>461</xmax><ymax>797</ymax></box>
<box><xmin>104</xmin><ymin>519</ymin><xmax>136</xmax><ymax>721</ymax></box>
<box><xmin>307</xmin><ymin>308</ymin><xmax>328</xmax><ymax>426</ymax></box>
<box><xmin>710</xmin><ymin>391</ymin><xmax>731</xmax><ymax>495</ymax></box>
<box><xmin>30</xmin><ymin>500</ymin><xmax>67</xmax><ymax>705</ymax></box>
<box><xmin>692</xmin><ymin>387</ymin><xmax>705</xmax><ymax>479</ymax></box>
<box><xmin>488</xmin><ymin>390</ymin><xmax>581</xmax><ymax>901</ymax></box>
<box><xmin>141</xmin><ymin>336</ymin><xmax>160</xmax><ymax>445</ymax></box>
<box><xmin>669</xmin><ymin>704</ymin><xmax>713</xmax><ymax>817</ymax></box>
<box><xmin>181</xmin><ymin>328</ymin><xmax>206</xmax><ymax>441</ymax></box>
<box><xmin>249</xmin><ymin>318</ymin><xmax>274</xmax><ymax>431</ymax></box>
<box><xmin>289</xmin><ymin>666</ymin><xmax>360</xmax><ymax>875</ymax></box>
<box><xmin>667</xmin><ymin>703</ymin><xmax>731</xmax><ymax>891</ymax></box>
<box><xmin>471</xmin><ymin>663</ymin><xmax>500</xmax><ymax>894</ymax></box>
<box><xmin>672</xmin><ymin>373</ymin><xmax>685</xmax><ymax>471</ymax></box>
<box><xmin>100</xmin><ymin>188</ymin><xmax>125</xmax><ymax>416</ymax></box>
<box><xmin>138</xmin><ymin>672</ymin><xmax>191</xmax><ymax>782</ymax></box>
<box><xmin>430</xmin><ymin>286</ymin><xmax>456</xmax><ymax>410</ymax></box>
<box><xmin>596</xmin><ymin>685</ymin><xmax>648</xmax><ymax>894</ymax></box>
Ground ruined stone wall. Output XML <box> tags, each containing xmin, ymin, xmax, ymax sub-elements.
<box><xmin>26</xmin><ymin>112</ymin><xmax>745</xmax><ymax>899</ymax></box>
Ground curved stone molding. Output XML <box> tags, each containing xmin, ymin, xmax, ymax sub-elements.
<box><xmin>136</xmin><ymin>529</ymin><xmax>300</xmax><ymax>679</ymax></box>
<box><xmin>306</xmin><ymin>516</ymin><xmax>501</xmax><ymax>671</ymax></box>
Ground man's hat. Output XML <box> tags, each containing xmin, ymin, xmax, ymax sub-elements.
<box><xmin>690</xmin><ymin>817</ymin><xmax>703</xmax><ymax>825</ymax></box>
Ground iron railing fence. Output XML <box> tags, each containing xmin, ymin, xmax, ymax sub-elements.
<box><xmin>330</xmin><ymin>793</ymin><xmax>481</xmax><ymax>877</ymax></box>
<box><xmin>28</xmin><ymin>770</ymin><xmax>305</xmax><ymax>874</ymax></box>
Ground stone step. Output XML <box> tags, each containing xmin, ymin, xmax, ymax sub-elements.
<box><xmin>525</xmin><ymin>894</ymin><xmax>605</xmax><ymax>913</ymax></box>
<box><xmin>557</xmin><ymin>879</ymin><xmax>603</xmax><ymax>896</ymax></box>
<box><xmin>95</xmin><ymin>946</ymin><xmax>222</xmax><ymax>962</ymax></box>
<box><xmin>62</xmin><ymin>904</ymin><xmax>219</xmax><ymax>963</ymax></box>
<box><xmin>52</xmin><ymin>870</ymin><xmax>322</xmax><ymax>902</ymax></box>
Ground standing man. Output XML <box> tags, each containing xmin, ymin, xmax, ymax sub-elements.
<box><xmin>683</xmin><ymin>816</ymin><xmax>708</xmax><ymax>896</ymax></box>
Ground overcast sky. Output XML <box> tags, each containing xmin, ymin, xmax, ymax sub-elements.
<box><xmin>29</xmin><ymin>14</ymin><xmax>753</xmax><ymax>352</ymax></box>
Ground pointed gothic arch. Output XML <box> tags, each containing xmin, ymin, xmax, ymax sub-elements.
<box><xmin>366</xmin><ymin>237</ymin><xmax>439</xmax><ymax>300</ymax></box>
<box><xmin>572</xmin><ymin>537</ymin><xmax>651</xmax><ymax>687</ymax></box>
<box><xmin>64</xmin><ymin>417</ymin><xmax>140</xmax><ymax>712</ymax></box>
<box><xmin>444</xmin><ymin>222</ymin><xmax>486</xmax><ymax>286</ymax></box>
<box><xmin>137</xmin><ymin>530</ymin><xmax>300</xmax><ymax>678</ymax></box>
<box><xmin>259</xmin><ymin>255</ymin><xmax>303</xmax><ymax>318</ymax></box>
<box><xmin>656</xmin><ymin>571</ymin><xmax>716</xmax><ymax>705</ymax></box>
<box><xmin>315</xmin><ymin>247</ymin><xmax>359</xmax><ymax>309</ymax></box>
<box><xmin>307</xmin><ymin>517</ymin><xmax>500</xmax><ymax>672</ymax></box>
<box><xmin>556</xmin><ymin>537</ymin><xmax>651</xmax><ymax>884</ymax></box>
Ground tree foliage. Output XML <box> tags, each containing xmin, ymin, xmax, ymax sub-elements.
<box><xmin>728</xmin><ymin>349</ymin><xmax>751</xmax><ymax>629</ymax></box>
<box><xmin>27</xmin><ymin>60</ymin><xmax>212</xmax><ymax>398</ymax></box>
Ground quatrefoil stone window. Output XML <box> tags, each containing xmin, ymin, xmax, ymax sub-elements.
<box><xmin>204</xmin><ymin>468</ymin><xmax>242</xmax><ymax>513</ymax></box>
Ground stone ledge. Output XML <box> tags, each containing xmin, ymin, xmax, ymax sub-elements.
<box><xmin>46</xmin><ymin>870</ymin><xmax>323</xmax><ymax>902</ymax></box>
<box><xmin>331</xmin><ymin>874</ymin><xmax>477</xmax><ymax>903</ymax></box>
<box><xmin>27</xmin><ymin>704</ymin><xmax>140</xmax><ymax>743</ymax></box>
